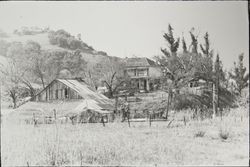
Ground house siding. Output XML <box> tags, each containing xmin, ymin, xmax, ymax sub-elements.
<box><xmin>34</xmin><ymin>80</ymin><xmax>83</xmax><ymax>102</ymax></box>
<box><xmin>148</xmin><ymin>67</ymin><xmax>162</xmax><ymax>78</ymax></box>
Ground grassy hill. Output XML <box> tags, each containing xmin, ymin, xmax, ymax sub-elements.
<box><xmin>1</xmin><ymin>32</ymin><xmax>122</xmax><ymax>68</ymax></box>
<box><xmin>3</xmin><ymin>33</ymin><xmax>65</xmax><ymax>51</ymax></box>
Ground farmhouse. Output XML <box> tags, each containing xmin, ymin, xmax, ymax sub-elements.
<box><xmin>123</xmin><ymin>57</ymin><xmax>162</xmax><ymax>92</ymax></box>
<box><xmin>16</xmin><ymin>78</ymin><xmax>114</xmax><ymax>123</ymax></box>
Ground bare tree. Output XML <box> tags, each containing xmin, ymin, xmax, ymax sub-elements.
<box><xmin>0</xmin><ymin>59</ymin><xmax>26</xmax><ymax>108</ymax></box>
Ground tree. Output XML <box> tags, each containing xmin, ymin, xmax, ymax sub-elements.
<box><xmin>214</xmin><ymin>53</ymin><xmax>225</xmax><ymax>115</ymax></box>
<box><xmin>0</xmin><ymin>57</ymin><xmax>26</xmax><ymax>108</ymax></box>
<box><xmin>229</xmin><ymin>53</ymin><xmax>249</xmax><ymax>96</ymax></box>
<box><xmin>182</xmin><ymin>37</ymin><xmax>188</xmax><ymax>53</ymax></box>
<box><xmin>25</xmin><ymin>41</ymin><xmax>48</xmax><ymax>88</ymax></box>
<box><xmin>62</xmin><ymin>49</ymin><xmax>87</xmax><ymax>77</ymax></box>
<box><xmin>214</xmin><ymin>54</ymin><xmax>225</xmax><ymax>84</ymax></box>
<box><xmin>0</xmin><ymin>41</ymin><xmax>43</xmax><ymax>105</ymax></box>
<box><xmin>194</xmin><ymin>32</ymin><xmax>214</xmax><ymax>84</ymax></box>
<box><xmin>189</xmin><ymin>30</ymin><xmax>198</xmax><ymax>54</ymax></box>
<box><xmin>102</xmin><ymin>58</ymin><xmax>126</xmax><ymax>98</ymax></box>
<box><xmin>161</xmin><ymin>24</ymin><xmax>180</xmax><ymax>56</ymax></box>
<box><xmin>200</xmin><ymin>32</ymin><xmax>210</xmax><ymax>55</ymax></box>
<box><xmin>156</xmin><ymin>24</ymin><xmax>196</xmax><ymax>118</ymax></box>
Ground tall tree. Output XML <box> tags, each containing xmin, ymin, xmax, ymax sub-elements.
<box><xmin>189</xmin><ymin>30</ymin><xmax>198</xmax><ymax>54</ymax></box>
<box><xmin>194</xmin><ymin>32</ymin><xmax>214</xmax><ymax>84</ymax></box>
<box><xmin>156</xmin><ymin>24</ymin><xmax>195</xmax><ymax>118</ymax></box>
<box><xmin>161</xmin><ymin>24</ymin><xmax>180</xmax><ymax>55</ymax></box>
<box><xmin>214</xmin><ymin>53</ymin><xmax>225</xmax><ymax>114</ymax></box>
<box><xmin>182</xmin><ymin>37</ymin><xmax>188</xmax><ymax>53</ymax></box>
<box><xmin>102</xmin><ymin>58</ymin><xmax>126</xmax><ymax>98</ymax></box>
<box><xmin>200</xmin><ymin>32</ymin><xmax>210</xmax><ymax>55</ymax></box>
<box><xmin>0</xmin><ymin>49</ymin><xmax>26</xmax><ymax>108</ymax></box>
<box><xmin>25</xmin><ymin>41</ymin><xmax>48</xmax><ymax>88</ymax></box>
<box><xmin>229</xmin><ymin>53</ymin><xmax>249</xmax><ymax>96</ymax></box>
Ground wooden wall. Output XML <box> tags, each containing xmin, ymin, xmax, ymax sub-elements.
<box><xmin>35</xmin><ymin>80</ymin><xmax>83</xmax><ymax>102</ymax></box>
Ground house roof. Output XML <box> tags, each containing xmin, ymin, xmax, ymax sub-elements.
<box><xmin>17</xmin><ymin>78</ymin><xmax>114</xmax><ymax>116</ymax></box>
<box><xmin>125</xmin><ymin>57</ymin><xmax>157</xmax><ymax>67</ymax></box>
<box><xmin>57</xmin><ymin>78</ymin><xmax>111</xmax><ymax>104</ymax></box>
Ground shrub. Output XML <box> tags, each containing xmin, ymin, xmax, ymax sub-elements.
<box><xmin>218</xmin><ymin>120</ymin><xmax>232</xmax><ymax>140</ymax></box>
<box><xmin>48</xmin><ymin>29</ymin><xmax>95</xmax><ymax>52</ymax></box>
<box><xmin>219</xmin><ymin>128</ymin><xmax>230</xmax><ymax>140</ymax></box>
<box><xmin>194</xmin><ymin>130</ymin><xmax>206</xmax><ymax>137</ymax></box>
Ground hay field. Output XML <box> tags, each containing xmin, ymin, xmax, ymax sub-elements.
<box><xmin>1</xmin><ymin>107</ymin><xmax>248</xmax><ymax>166</ymax></box>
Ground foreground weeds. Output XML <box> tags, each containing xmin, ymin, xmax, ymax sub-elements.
<box><xmin>1</xmin><ymin>110</ymin><xmax>249</xmax><ymax>166</ymax></box>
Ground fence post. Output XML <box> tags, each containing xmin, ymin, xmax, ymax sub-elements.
<box><xmin>127</xmin><ymin>113</ymin><xmax>130</xmax><ymax>127</ymax></box>
<box><xmin>149</xmin><ymin>114</ymin><xmax>152</xmax><ymax>127</ymax></box>
<box><xmin>33</xmin><ymin>113</ymin><xmax>37</xmax><ymax>127</ymax></box>
<box><xmin>101</xmin><ymin>116</ymin><xmax>105</xmax><ymax>127</ymax></box>
<box><xmin>54</xmin><ymin>109</ymin><xmax>59</xmax><ymax>166</ymax></box>
<box><xmin>183</xmin><ymin>116</ymin><xmax>186</xmax><ymax>126</ymax></box>
<box><xmin>54</xmin><ymin>109</ymin><xmax>57</xmax><ymax>123</ymax></box>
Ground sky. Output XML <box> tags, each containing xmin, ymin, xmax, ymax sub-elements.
<box><xmin>0</xmin><ymin>1</ymin><xmax>248</xmax><ymax>71</ymax></box>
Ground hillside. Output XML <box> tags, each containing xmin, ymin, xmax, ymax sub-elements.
<box><xmin>3</xmin><ymin>33</ymin><xmax>65</xmax><ymax>51</ymax></box>
<box><xmin>1</xmin><ymin>32</ymin><xmax>122</xmax><ymax>69</ymax></box>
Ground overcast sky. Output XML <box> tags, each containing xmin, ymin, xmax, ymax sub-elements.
<box><xmin>0</xmin><ymin>1</ymin><xmax>248</xmax><ymax>71</ymax></box>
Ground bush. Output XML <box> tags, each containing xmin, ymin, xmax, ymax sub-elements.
<box><xmin>218</xmin><ymin>121</ymin><xmax>231</xmax><ymax>140</ymax></box>
<box><xmin>219</xmin><ymin>128</ymin><xmax>230</xmax><ymax>140</ymax></box>
<box><xmin>194</xmin><ymin>130</ymin><xmax>206</xmax><ymax>137</ymax></box>
<box><xmin>48</xmin><ymin>29</ymin><xmax>95</xmax><ymax>52</ymax></box>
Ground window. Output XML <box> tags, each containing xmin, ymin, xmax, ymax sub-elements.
<box><xmin>127</xmin><ymin>69</ymin><xmax>136</xmax><ymax>76</ymax></box>
<box><xmin>137</xmin><ymin>69</ymin><xmax>147</xmax><ymax>76</ymax></box>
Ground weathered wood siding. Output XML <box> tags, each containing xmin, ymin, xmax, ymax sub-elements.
<box><xmin>34</xmin><ymin>80</ymin><xmax>83</xmax><ymax>102</ymax></box>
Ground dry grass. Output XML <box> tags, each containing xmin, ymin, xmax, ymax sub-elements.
<box><xmin>1</xmin><ymin>108</ymin><xmax>249</xmax><ymax>167</ymax></box>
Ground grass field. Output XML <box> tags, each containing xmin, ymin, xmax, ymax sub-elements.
<box><xmin>1</xmin><ymin>106</ymin><xmax>249</xmax><ymax>166</ymax></box>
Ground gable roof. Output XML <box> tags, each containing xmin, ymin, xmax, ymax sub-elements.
<box><xmin>18</xmin><ymin>78</ymin><xmax>114</xmax><ymax>115</ymax></box>
<box><xmin>125</xmin><ymin>57</ymin><xmax>157</xmax><ymax>67</ymax></box>
<box><xmin>56</xmin><ymin>78</ymin><xmax>111</xmax><ymax>104</ymax></box>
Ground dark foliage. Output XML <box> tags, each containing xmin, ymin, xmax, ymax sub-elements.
<box><xmin>229</xmin><ymin>53</ymin><xmax>249</xmax><ymax>96</ymax></box>
<box><xmin>48</xmin><ymin>29</ymin><xmax>95</xmax><ymax>53</ymax></box>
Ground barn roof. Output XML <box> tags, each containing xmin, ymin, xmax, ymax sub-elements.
<box><xmin>15</xmin><ymin>99</ymin><xmax>113</xmax><ymax>119</ymax></box>
<box><xmin>125</xmin><ymin>57</ymin><xmax>157</xmax><ymax>67</ymax></box>
<box><xmin>56</xmin><ymin>78</ymin><xmax>111</xmax><ymax>104</ymax></box>
<box><xmin>16</xmin><ymin>78</ymin><xmax>114</xmax><ymax>116</ymax></box>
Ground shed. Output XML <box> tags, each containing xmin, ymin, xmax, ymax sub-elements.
<box><xmin>15</xmin><ymin>78</ymin><xmax>114</xmax><ymax>123</ymax></box>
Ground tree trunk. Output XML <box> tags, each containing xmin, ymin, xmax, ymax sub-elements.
<box><xmin>10</xmin><ymin>90</ymin><xmax>17</xmax><ymax>109</ymax></box>
<box><xmin>40</xmin><ymin>75</ymin><xmax>45</xmax><ymax>89</ymax></box>
<box><xmin>212</xmin><ymin>82</ymin><xmax>217</xmax><ymax>119</ymax></box>
<box><xmin>166</xmin><ymin>89</ymin><xmax>171</xmax><ymax>120</ymax></box>
<box><xmin>115</xmin><ymin>96</ymin><xmax>118</xmax><ymax>114</ymax></box>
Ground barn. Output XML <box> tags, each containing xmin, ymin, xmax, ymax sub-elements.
<box><xmin>15</xmin><ymin>78</ymin><xmax>115</xmax><ymax>123</ymax></box>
